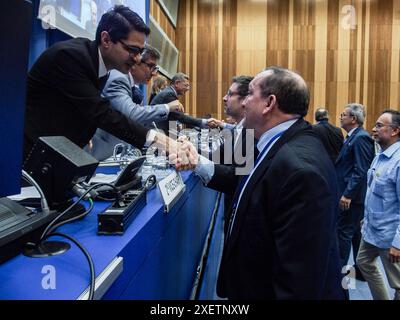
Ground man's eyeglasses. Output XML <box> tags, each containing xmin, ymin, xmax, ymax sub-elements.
<box><xmin>119</xmin><ymin>40</ymin><xmax>145</xmax><ymax>56</ymax></box>
<box><xmin>374</xmin><ymin>122</ymin><xmax>398</xmax><ymax>129</ymax></box>
<box><xmin>141</xmin><ymin>61</ymin><xmax>159</xmax><ymax>72</ymax></box>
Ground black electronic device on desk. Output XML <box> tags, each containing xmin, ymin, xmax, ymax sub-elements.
<box><xmin>97</xmin><ymin>157</ymin><xmax>156</xmax><ymax>235</ymax></box>
<box><xmin>0</xmin><ymin>136</ymin><xmax>98</xmax><ymax>263</ymax></box>
<box><xmin>0</xmin><ymin>198</ymin><xmax>58</xmax><ymax>264</ymax></box>
<box><xmin>93</xmin><ymin>156</ymin><xmax>146</xmax><ymax>200</ymax></box>
<box><xmin>22</xmin><ymin>136</ymin><xmax>99</xmax><ymax>216</ymax></box>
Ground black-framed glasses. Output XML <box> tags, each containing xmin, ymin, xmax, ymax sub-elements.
<box><xmin>374</xmin><ymin>122</ymin><xmax>398</xmax><ymax>129</ymax></box>
<box><xmin>119</xmin><ymin>40</ymin><xmax>145</xmax><ymax>56</ymax></box>
<box><xmin>141</xmin><ymin>60</ymin><xmax>159</xmax><ymax>72</ymax></box>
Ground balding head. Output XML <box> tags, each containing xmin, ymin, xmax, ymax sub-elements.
<box><xmin>315</xmin><ymin>108</ymin><xmax>329</xmax><ymax>122</ymax></box>
<box><xmin>256</xmin><ymin>66</ymin><xmax>309</xmax><ymax>117</ymax></box>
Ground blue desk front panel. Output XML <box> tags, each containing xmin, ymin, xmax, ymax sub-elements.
<box><xmin>0</xmin><ymin>172</ymin><xmax>218</xmax><ymax>300</ymax></box>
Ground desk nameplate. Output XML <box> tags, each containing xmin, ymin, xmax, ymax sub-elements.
<box><xmin>158</xmin><ymin>171</ymin><xmax>186</xmax><ymax>213</ymax></box>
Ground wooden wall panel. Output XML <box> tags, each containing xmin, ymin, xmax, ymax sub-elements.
<box><xmin>146</xmin><ymin>0</ymin><xmax>400</xmax><ymax>130</ymax></box>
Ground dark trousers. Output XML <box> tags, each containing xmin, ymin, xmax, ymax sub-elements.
<box><xmin>337</xmin><ymin>203</ymin><xmax>364</xmax><ymax>267</ymax></box>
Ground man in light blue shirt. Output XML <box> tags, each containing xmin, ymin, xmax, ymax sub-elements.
<box><xmin>357</xmin><ymin>109</ymin><xmax>400</xmax><ymax>300</ymax></box>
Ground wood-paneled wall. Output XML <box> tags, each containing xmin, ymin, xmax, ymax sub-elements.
<box><xmin>151</xmin><ymin>0</ymin><xmax>400</xmax><ymax>130</ymax></box>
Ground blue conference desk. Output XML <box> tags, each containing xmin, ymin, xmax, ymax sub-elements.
<box><xmin>0</xmin><ymin>171</ymin><xmax>220</xmax><ymax>300</ymax></box>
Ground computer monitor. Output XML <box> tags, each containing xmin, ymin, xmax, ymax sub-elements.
<box><xmin>0</xmin><ymin>0</ymin><xmax>32</xmax><ymax>197</ymax></box>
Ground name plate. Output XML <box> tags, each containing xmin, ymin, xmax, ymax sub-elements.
<box><xmin>158</xmin><ymin>171</ymin><xmax>186</xmax><ymax>213</ymax></box>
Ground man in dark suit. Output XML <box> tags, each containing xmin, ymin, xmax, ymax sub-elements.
<box><xmin>174</xmin><ymin>67</ymin><xmax>345</xmax><ymax>299</ymax></box>
<box><xmin>313</xmin><ymin>107</ymin><xmax>344</xmax><ymax>164</ymax></box>
<box><xmin>192</xmin><ymin>76</ymin><xmax>255</xmax><ymax>234</ymax></box>
<box><xmin>336</xmin><ymin>103</ymin><xmax>375</xmax><ymax>275</ymax></box>
<box><xmin>24</xmin><ymin>5</ymin><xmax>175</xmax><ymax>160</ymax></box>
<box><xmin>150</xmin><ymin>73</ymin><xmax>208</xmax><ymax>131</ymax></box>
<box><xmin>88</xmin><ymin>46</ymin><xmax>183</xmax><ymax>160</ymax></box>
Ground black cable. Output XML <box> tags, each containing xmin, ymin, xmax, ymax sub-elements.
<box><xmin>95</xmin><ymin>195</ymin><xmax>118</xmax><ymax>201</ymax></box>
<box><xmin>43</xmin><ymin>232</ymin><xmax>95</xmax><ymax>300</ymax></box>
<box><xmin>40</xmin><ymin>182</ymin><xmax>120</xmax><ymax>240</ymax></box>
<box><xmin>45</xmin><ymin>199</ymin><xmax>94</xmax><ymax>236</ymax></box>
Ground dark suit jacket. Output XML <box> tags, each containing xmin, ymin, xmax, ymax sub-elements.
<box><xmin>149</xmin><ymin>86</ymin><xmax>204</xmax><ymax>131</ymax></box>
<box><xmin>313</xmin><ymin>120</ymin><xmax>344</xmax><ymax>164</ymax></box>
<box><xmin>210</xmin><ymin>119</ymin><xmax>345</xmax><ymax>300</ymax></box>
<box><xmin>24</xmin><ymin>38</ymin><xmax>149</xmax><ymax>159</ymax></box>
<box><xmin>335</xmin><ymin>127</ymin><xmax>374</xmax><ymax>204</ymax></box>
<box><xmin>207</xmin><ymin>127</ymin><xmax>257</xmax><ymax>234</ymax></box>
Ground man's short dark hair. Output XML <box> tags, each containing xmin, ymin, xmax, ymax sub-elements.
<box><xmin>95</xmin><ymin>5</ymin><xmax>150</xmax><ymax>45</ymax></box>
<box><xmin>382</xmin><ymin>109</ymin><xmax>400</xmax><ymax>134</ymax></box>
<box><xmin>171</xmin><ymin>73</ymin><xmax>189</xmax><ymax>84</ymax></box>
<box><xmin>259</xmin><ymin>66</ymin><xmax>310</xmax><ymax>117</ymax></box>
<box><xmin>232</xmin><ymin>75</ymin><xmax>253</xmax><ymax>97</ymax></box>
<box><xmin>142</xmin><ymin>44</ymin><xmax>161</xmax><ymax>62</ymax></box>
<box><xmin>315</xmin><ymin>108</ymin><xmax>329</xmax><ymax>122</ymax></box>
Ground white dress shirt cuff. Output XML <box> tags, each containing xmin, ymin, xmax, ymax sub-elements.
<box><xmin>194</xmin><ymin>155</ymin><xmax>215</xmax><ymax>185</ymax></box>
<box><xmin>224</xmin><ymin>123</ymin><xmax>236</xmax><ymax>130</ymax></box>
<box><xmin>164</xmin><ymin>104</ymin><xmax>170</xmax><ymax>114</ymax></box>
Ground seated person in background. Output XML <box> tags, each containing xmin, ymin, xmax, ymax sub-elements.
<box><xmin>88</xmin><ymin>45</ymin><xmax>183</xmax><ymax>161</ymax></box>
<box><xmin>149</xmin><ymin>74</ymin><xmax>169</xmax><ymax>104</ymax></box>
<box><xmin>24</xmin><ymin>5</ymin><xmax>176</xmax><ymax>162</ymax></box>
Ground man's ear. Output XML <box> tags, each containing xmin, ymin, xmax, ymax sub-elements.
<box><xmin>392</xmin><ymin>127</ymin><xmax>400</xmax><ymax>138</ymax></box>
<box><xmin>100</xmin><ymin>31</ymin><xmax>112</xmax><ymax>49</ymax></box>
<box><xmin>262</xmin><ymin>95</ymin><xmax>277</xmax><ymax>116</ymax></box>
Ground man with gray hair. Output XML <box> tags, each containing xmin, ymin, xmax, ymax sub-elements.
<box><xmin>336</xmin><ymin>103</ymin><xmax>375</xmax><ymax>280</ymax></box>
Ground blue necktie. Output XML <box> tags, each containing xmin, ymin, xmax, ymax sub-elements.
<box><xmin>131</xmin><ymin>86</ymin><xmax>144</xmax><ymax>105</ymax></box>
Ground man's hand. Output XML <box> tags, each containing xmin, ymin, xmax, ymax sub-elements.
<box><xmin>169</xmin><ymin>141</ymin><xmax>199</xmax><ymax>171</ymax></box>
<box><xmin>389</xmin><ymin>247</ymin><xmax>400</xmax><ymax>263</ymax></box>
<box><xmin>153</xmin><ymin>132</ymin><xmax>179</xmax><ymax>155</ymax></box>
<box><xmin>339</xmin><ymin>196</ymin><xmax>352</xmax><ymax>211</ymax></box>
<box><xmin>207</xmin><ymin>118</ymin><xmax>224</xmax><ymax>129</ymax></box>
<box><xmin>167</xmin><ymin>100</ymin><xmax>184</xmax><ymax>112</ymax></box>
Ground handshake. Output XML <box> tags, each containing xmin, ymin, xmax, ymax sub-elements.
<box><xmin>169</xmin><ymin>136</ymin><xmax>199</xmax><ymax>171</ymax></box>
<box><xmin>152</xmin><ymin>132</ymin><xmax>199</xmax><ymax>171</ymax></box>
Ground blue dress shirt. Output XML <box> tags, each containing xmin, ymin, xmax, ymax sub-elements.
<box><xmin>363</xmin><ymin>141</ymin><xmax>400</xmax><ymax>249</ymax></box>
